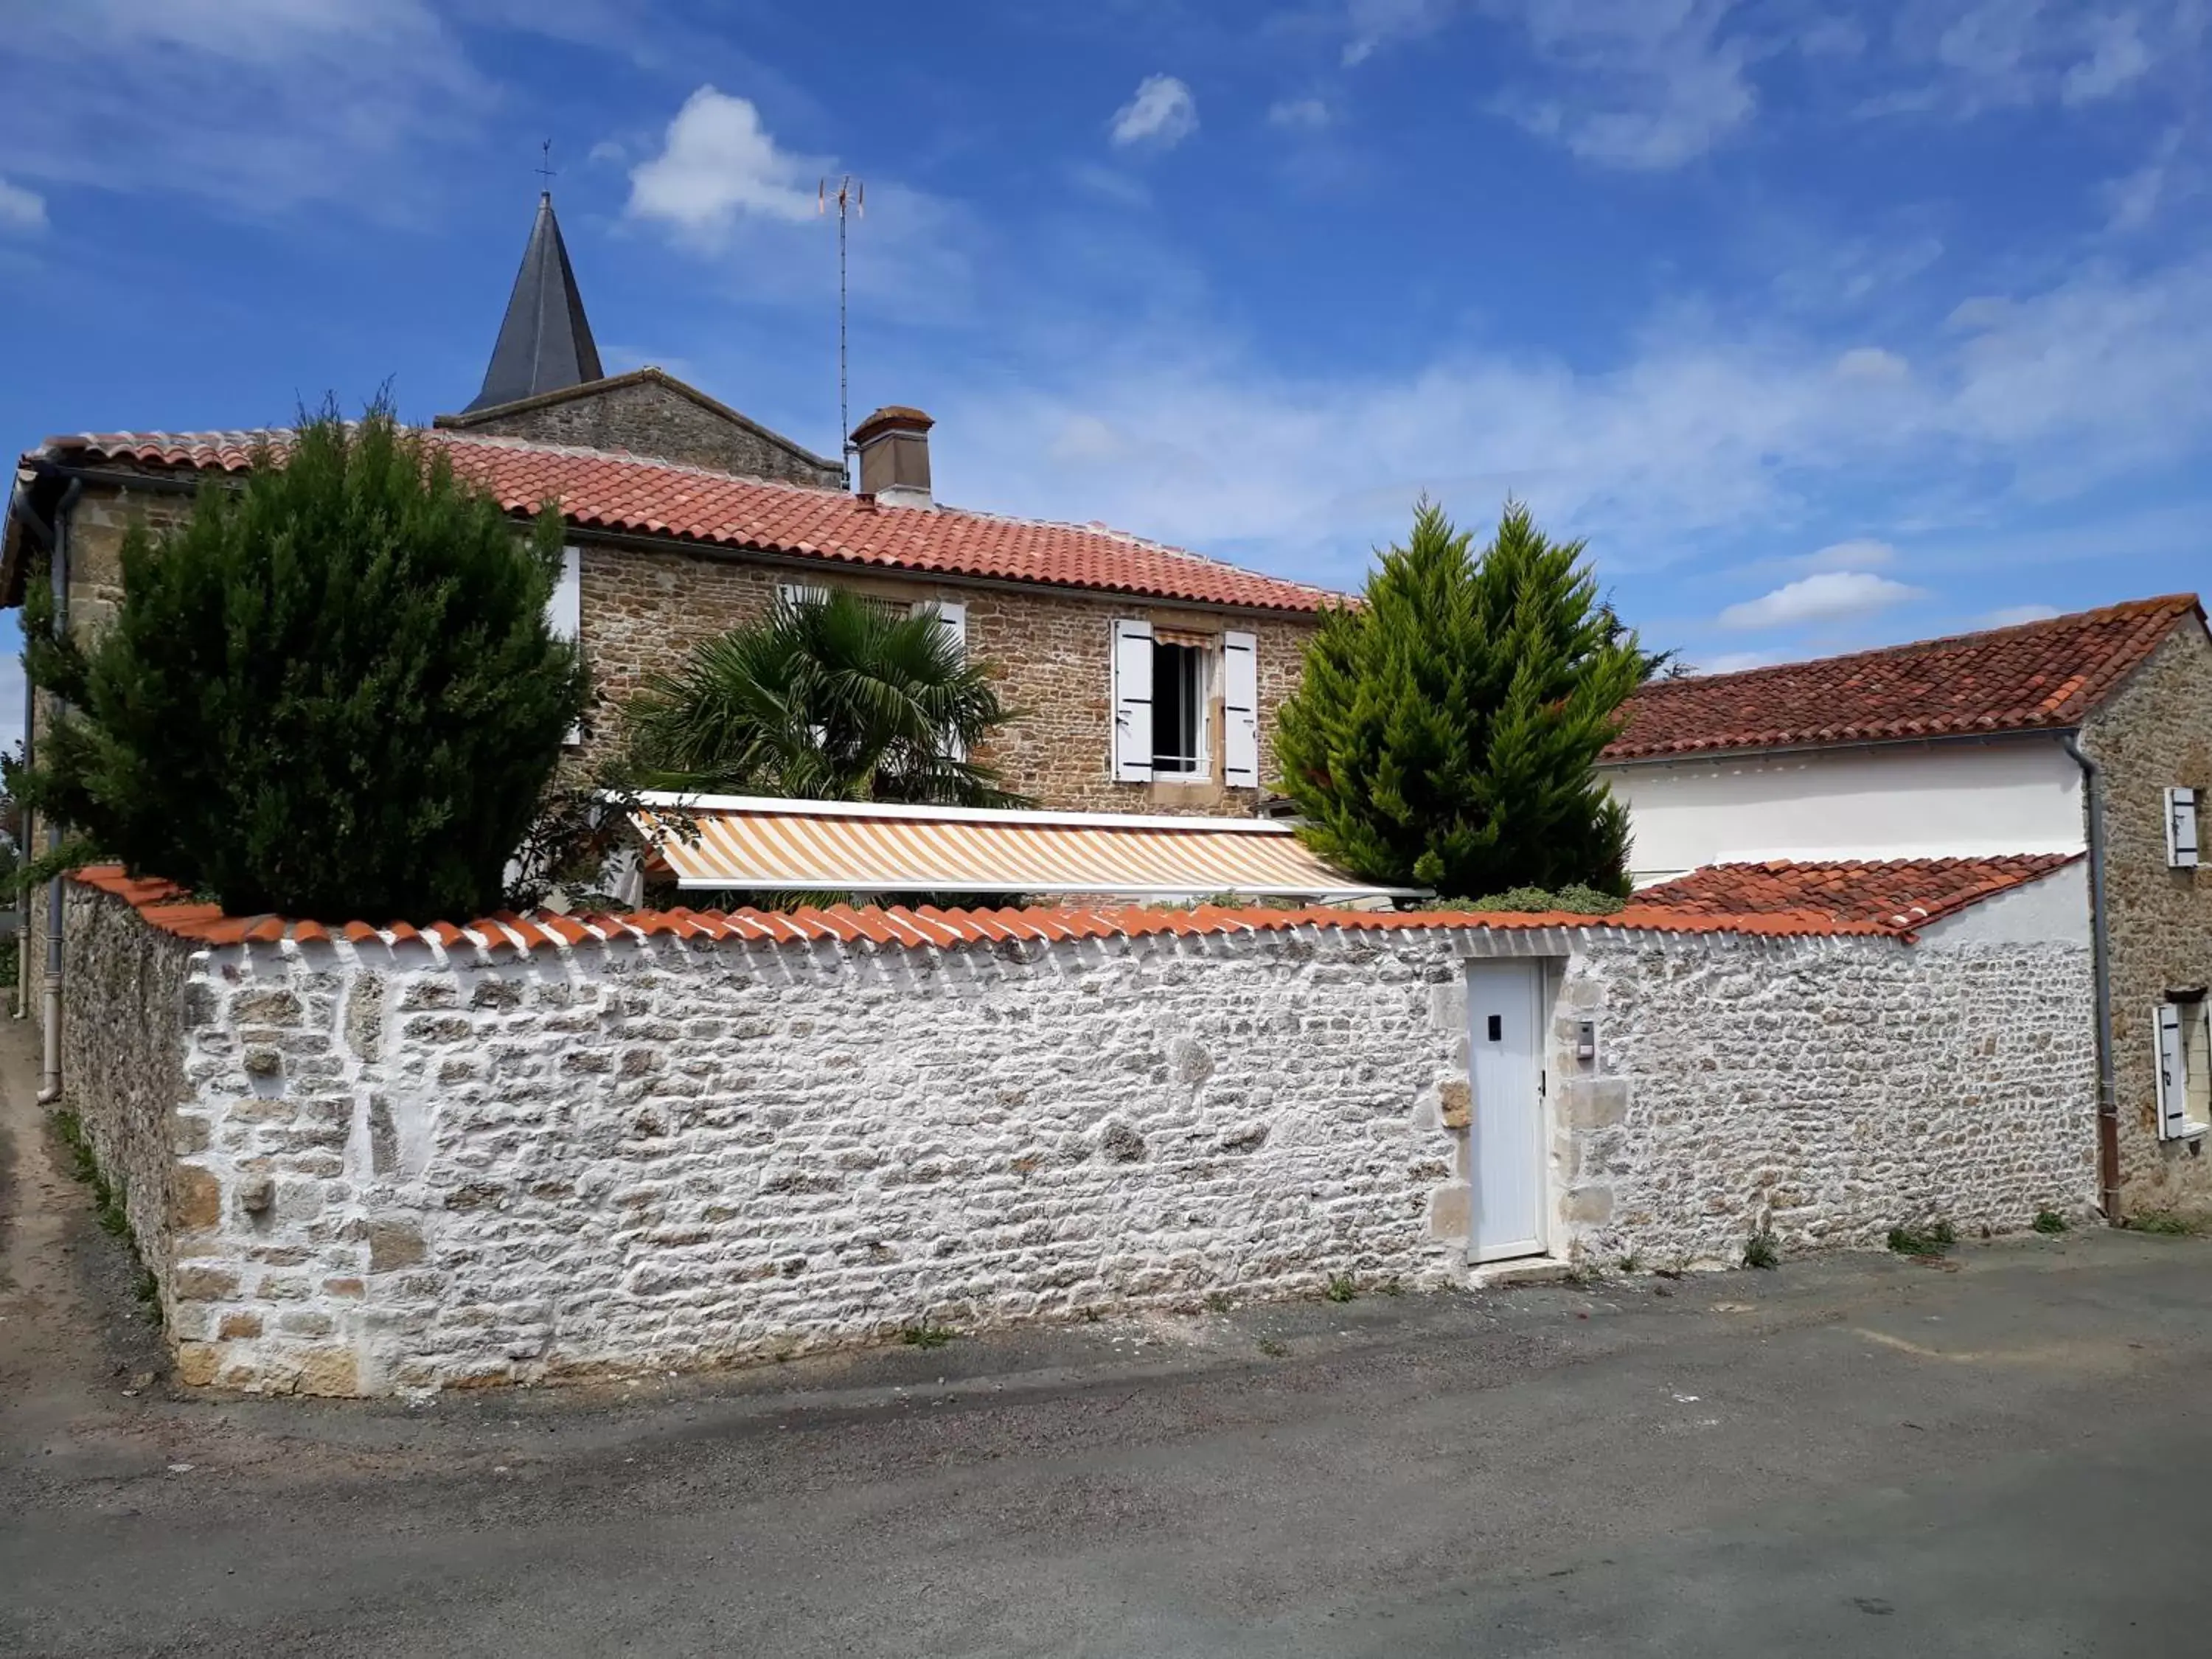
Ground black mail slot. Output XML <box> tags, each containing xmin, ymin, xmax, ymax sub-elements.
<box><xmin>1486</xmin><ymin>1015</ymin><xmax>1503</xmax><ymax>1041</ymax></box>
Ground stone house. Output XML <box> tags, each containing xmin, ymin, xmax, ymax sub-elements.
<box><xmin>0</xmin><ymin>189</ymin><xmax>1334</xmax><ymax>822</ymax></box>
<box><xmin>1601</xmin><ymin>596</ymin><xmax>2212</xmax><ymax>1220</ymax></box>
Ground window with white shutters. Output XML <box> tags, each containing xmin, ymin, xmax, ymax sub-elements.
<box><xmin>777</xmin><ymin>582</ymin><xmax>832</xmax><ymax>611</ymax></box>
<box><xmin>2166</xmin><ymin>786</ymin><xmax>2199</xmax><ymax>869</ymax></box>
<box><xmin>1111</xmin><ymin>619</ymin><xmax>1155</xmax><ymax>782</ymax></box>
<box><xmin>1222</xmin><ymin>630</ymin><xmax>1259</xmax><ymax>787</ymax></box>
<box><xmin>2154</xmin><ymin>999</ymin><xmax>2211</xmax><ymax>1140</ymax></box>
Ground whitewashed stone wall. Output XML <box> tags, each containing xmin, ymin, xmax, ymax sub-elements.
<box><xmin>1531</xmin><ymin>927</ymin><xmax>2098</xmax><ymax>1267</ymax></box>
<box><xmin>84</xmin><ymin>889</ymin><xmax>1473</xmax><ymax>1394</ymax></box>
<box><xmin>71</xmin><ymin>878</ymin><xmax>2100</xmax><ymax>1397</ymax></box>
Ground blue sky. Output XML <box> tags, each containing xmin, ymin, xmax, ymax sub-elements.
<box><xmin>1</xmin><ymin>0</ymin><xmax>2207</xmax><ymax>734</ymax></box>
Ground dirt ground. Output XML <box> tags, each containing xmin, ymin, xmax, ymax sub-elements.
<box><xmin>7</xmin><ymin>1015</ymin><xmax>2212</xmax><ymax>1658</ymax></box>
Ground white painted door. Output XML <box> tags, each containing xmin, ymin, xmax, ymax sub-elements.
<box><xmin>1465</xmin><ymin>959</ymin><xmax>1547</xmax><ymax>1262</ymax></box>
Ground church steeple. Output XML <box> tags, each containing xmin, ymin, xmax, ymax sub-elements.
<box><xmin>462</xmin><ymin>191</ymin><xmax>604</xmax><ymax>414</ymax></box>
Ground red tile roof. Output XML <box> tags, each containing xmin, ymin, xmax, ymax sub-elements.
<box><xmin>1632</xmin><ymin>855</ymin><xmax>2080</xmax><ymax>935</ymax></box>
<box><xmin>72</xmin><ymin>864</ymin><xmax>1905</xmax><ymax>957</ymax></box>
<box><xmin>1607</xmin><ymin>596</ymin><xmax>2205</xmax><ymax>760</ymax></box>
<box><xmin>37</xmin><ymin>429</ymin><xmax>1341</xmax><ymax>615</ymax></box>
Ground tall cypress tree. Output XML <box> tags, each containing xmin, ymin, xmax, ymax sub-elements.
<box><xmin>15</xmin><ymin>400</ymin><xmax>586</xmax><ymax>923</ymax></box>
<box><xmin>1274</xmin><ymin>500</ymin><xmax>1650</xmax><ymax>898</ymax></box>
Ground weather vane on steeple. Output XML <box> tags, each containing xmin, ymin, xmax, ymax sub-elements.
<box><xmin>536</xmin><ymin>139</ymin><xmax>557</xmax><ymax>192</ymax></box>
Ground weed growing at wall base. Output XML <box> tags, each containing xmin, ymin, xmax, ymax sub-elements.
<box><xmin>2033</xmin><ymin>1209</ymin><xmax>2070</xmax><ymax>1235</ymax></box>
<box><xmin>1887</xmin><ymin>1221</ymin><xmax>1958</xmax><ymax>1258</ymax></box>
<box><xmin>900</xmin><ymin>1322</ymin><xmax>956</xmax><ymax>1349</ymax></box>
<box><xmin>1742</xmin><ymin>1228</ymin><xmax>1780</xmax><ymax>1270</ymax></box>
<box><xmin>52</xmin><ymin>1107</ymin><xmax>159</xmax><ymax>1326</ymax></box>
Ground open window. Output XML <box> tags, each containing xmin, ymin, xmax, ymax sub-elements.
<box><xmin>2155</xmin><ymin>994</ymin><xmax>2211</xmax><ymax>1141</ymax></box>
<box><xmin>1150</xmin><ymin>631</ymin><xmax>1211</xmax><ymax>777</ymax></box>
<box><xmin>1110</xmin><ymin>620</ymin><xmax>1260</xmax><ymax>786</ymax></box>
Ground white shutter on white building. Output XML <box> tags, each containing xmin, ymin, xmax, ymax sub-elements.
<box><xmin>1111</xmin><ymin>619</ymin><xmax>1155</xmax><ymax>782</ymax></box>
<box><xmin>1222</xmin><ymin>630</ymin><xmax>1259</xmax><ymax>787</ymax></box>
<box><xmin>2155</xmin><ymin>1002</ymin><xmax>2191</xmax><ymax>1139</ymax></box>
<box><xmin>2166</xmin><ymin>787</ymin><xmax>2199</xmax><ymax>868</ymax></box>
<box><xmin>548</xmin><ymin>546</ymin><xmax>582</xmax><ymax>643</ymax></box>
<box><xmin>778</xmin><ymin>582</ymin><xmax>832</xmax><ymax>610</ymax></box>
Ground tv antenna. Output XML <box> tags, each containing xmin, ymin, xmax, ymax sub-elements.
<box><xmin>818</xmin><ymin>175</ymin><xmax>863</xmax><ymax>477</ymax></box>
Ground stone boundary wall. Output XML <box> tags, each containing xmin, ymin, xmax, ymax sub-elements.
<box><xmin>67</xmin><ymin>886</ymin><xmax>1473</xmax><ymax>1395</ymax></box>
<box><xmin>65</xmin><ymin>883</ymin><xmax>2100</xmax><ymax>1397</ymax></box>
<box><xmin>59</xmin><ymin>882</ymin><xmax>204</xmax><ymax>1288</ymax></box>
<box><xmin>1543</xmin><ymin>931</ymin><xmax>2098</xmax><ymax>1266</ymax></box>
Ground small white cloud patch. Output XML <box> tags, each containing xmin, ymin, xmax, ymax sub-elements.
<box><xmin>1834</xmin><ymin>347</ymin><xmax>1909</xmax><ymax>383</ymax></box>
<box><xmin>1798</xmin><ymin>538</ymin><xmax>1897</xmax><ymax>573</ymax></box>
<box><xmin>1719</xmin><ymin>571</ymin><xmax>1923</xmax><ymax>630</ymax></box>
<box><xmin>0</xmin><ymin>175</ymin><xmax>47</xmax><ymax>232</ymax></box>
<box><xmin>627</xmin><ymin>86</ymin><xmax>820</xmax><ymax>237</ymax></box>
<box><xmin>1267</xmin><ymin>97</ymin><xmax>1333</xmax><ymax>131</ymax></box>
<box><xmin>1981</xmin><ymin>603</ymin><xmax>2062</xmax><ymax>627</ymax></box>
<box><xmin>1110</xmin><ymin>75</ymin><xmax>1198</xmax><ymax>150</ymax></box>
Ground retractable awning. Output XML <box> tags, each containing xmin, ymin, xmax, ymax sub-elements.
<box><xmin>629</xmin><ymin>793</ymin><xmax>1421</xmax><ymax>902</ymax></box>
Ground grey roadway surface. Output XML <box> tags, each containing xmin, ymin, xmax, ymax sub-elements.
<box><xmin>6</xmin><ymin>1014</ymin><xmax>2212</xmax><ymax>1656</ymax></box>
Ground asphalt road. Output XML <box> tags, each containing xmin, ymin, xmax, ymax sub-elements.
<box><xmin>6</xmin><ymin>1023</ymin><xmax>2211</xmax><ymax>1655</ymax></box>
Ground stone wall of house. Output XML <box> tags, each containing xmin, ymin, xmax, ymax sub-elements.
<box><xmin>82</xmin><ymin>888</ymin><xmax>1470</xmax><ymax>1396</ymax></box>
<box><xmin>2081</xmin><ymin>620</ymin><xmax>2212</xmax><ymax>1217</ymax></box>
<box><xmin>1537</xmin><ymin>930</ymin><xmax>2098</xmax><ymax>1266</ymax></box>
<box><xmin>57</xmin><ymin>881</ymin><xmax>204</xmax><ymax>1290</ymax></box>
<box><xmin>580</xmin><ymin>536</ymin><xmax>1321</xmax><ymax>816</ymax></box>
<box><xmin>448</xmin><ymin>376</ymin><xmax>843</xmax><ymax>487</ymax></box>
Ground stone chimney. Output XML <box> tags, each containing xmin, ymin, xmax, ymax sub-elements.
<box><xmin>851</xmin><ymin>406</ymin><xmax>933</xmax><ymax>509</ymax></box>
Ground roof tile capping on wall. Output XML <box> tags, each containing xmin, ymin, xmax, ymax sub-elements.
<box><xmin>70</xmin><ymin>865</ymin><xmax>1917</xmax><ymax>956</ymax></box>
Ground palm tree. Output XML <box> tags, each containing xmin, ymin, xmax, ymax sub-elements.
<box><xmin>624</xmin><ymin>588</ymin><xmax>1029</xmax><ymax>808</ymax></box>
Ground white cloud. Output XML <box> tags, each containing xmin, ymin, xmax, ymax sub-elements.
<box><xmin>627</xmin><ymin>86</ymin><xmax>820</xmax><ymax>237</ymax></box>
<box><xmin>1834</xmin><ymin>346</ymin><xmax>1910</xmax><ymax>382</ymax></box>
<box><xmin>1343</xmin><ymin>0</ymin><xmax>1459</xmax><ymax>65</ymax></box>
<box><xmin>1688</xmin><ymin>650</ymin><xmax>1781</xmax><ymax>675</ymax></box>
<box><xmin>1980</xmin><ymin>602</ymin><xmax>2062</xmax><ymax>626</ymax></box>
<box><xmin>1267</xmin><ymin>97</ymin><xmax>1335</xmax><ymax>131</ymax></box>
<box><xmin>1485</xmin><ymin>0</ymin><xmax>1759</xmax><ymax>170</ymax></box>
<box><xmin>1797</xmin><ymin>538</ymin><xmax>1898</xmax><ymax>572</ymax></box>
<box><xmin>1717</xmin><ymin>571</ymin><xmax>1925</xmax><ymax>630</ymax></box>
<box><xmin>931</xmin><ymin>253</ymin><xmax>2212</xmax><ymax>593</ymax></box>
<box><xmin>0</xmin><ymin>176</ymin><xmax>46</xmax><ymax>232</ymax></box>
<box><xmin>2061</xmin><ymin>10</ymin><xmax>2153</xmax><ymax>103</ymax></box>
<box><xmin>2102</xmin><ymin>126</ymin><xmax>2187</xmax><ymax>232</ymax></box>
<box><xmin>0</xmin><ymin>0</ymin><xmax>481</xmax><ymax>213</ymax></box>
<box><xmin>1110</xmin><ymin>75</ymin><xmax>1199</xmax><ymax>150</ymax></box>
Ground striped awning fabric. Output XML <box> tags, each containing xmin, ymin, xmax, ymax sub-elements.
<box><xmin>630</xmin><ymin>793</ymin><xmax>1419</xmax><ymax>900</ymax></box>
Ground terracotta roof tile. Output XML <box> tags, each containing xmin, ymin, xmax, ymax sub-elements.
<box><xmin>72</xmin><ymin>863</ymin><xmax>1939</xmax><ymax>953</ymax></box>
<box><xmin>43</xmin><ymin>428</ymin><xmax>1340</xmax><ymax>615</ymax></box>
<box><xmin>1608</xmin><ymin>597</ymin><xmax>2204</xmax><ymax>760</ymax></box>
<box><xmin>1632</xmin><ymin>855</ymin><xmax>2080</xmax><ymax>935</ymax></box>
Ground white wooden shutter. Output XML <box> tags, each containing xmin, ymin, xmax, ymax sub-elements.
<box><xmin>2166</xmin><ymin>787</ymin><xmax>2199</xmax><ymax>868</ymax></box>
<box><xmin>914</xmin><ymin>598</ymin><xmax>967</xmax><ymax>659</ymax></box>
<box><xmin>917</xmin><ymin>599</ymin><xmax>970</xmax><ymax>759</ymax></box>
<box><xmin>2155</xmin><ymin>1002</ymin><xmax>2191</xmax><ymax>1139</ymax></box>
<box><xmin>1111</xmin><ymin>619</ymin><xmax>1155</xmax><ymax>782</ymax></box>
<box><xmin>778</xmin><ymin>581</ymin><xmax>831</xmax><ymax>609</ymax></box>
<box><xmin>549</xmin><ymin>546</ymin><xmax>582</xmax><ymax>744</ymax></box>
<box><xmin>1222</xmin><ymin>630</ymin><xmax>1259</xmax><ymax>787</ymax></box>
<box><xmin>548</xmin><ymin>546</ymin><xmax>581</xmax><ymax>643</ymax></box>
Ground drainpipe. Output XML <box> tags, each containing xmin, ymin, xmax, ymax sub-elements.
<box><xmin>34</xmin><ymin>479</ymin><xmax>81</xmax><ymax>1105</ymax></box>
<box><xmin>2062</xmin><ymin>731</ymin><xmax>2122</xmax><ymax>1222</ymax></box>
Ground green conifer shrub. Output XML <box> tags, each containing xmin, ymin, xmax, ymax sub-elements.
<box><xmin>15</xmin><ymin>401</ymin><xmax>585</xmax><ymax>923</ymax></box>
<box><xmin>1273</xmin><ymin>500</ymin><xmax>1654</xmax><ymax>897</ymax></box>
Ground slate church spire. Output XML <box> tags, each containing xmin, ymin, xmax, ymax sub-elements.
<box><xmin>463</xmin><ymin>190</ymin><xmax>605</xmax><ymax>414</ymax></box>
